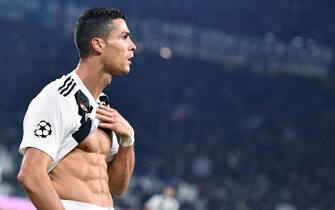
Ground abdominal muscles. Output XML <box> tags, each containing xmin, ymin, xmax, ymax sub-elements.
<box><xmin>49</xmin><ymin>128</ymin><xmax>114</xmax><ymax>207</ymax></box>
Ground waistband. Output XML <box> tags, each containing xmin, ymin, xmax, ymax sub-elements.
<box><xmin>61</xmin><ymin>199</ymin><xmax>114</xmax><ymax>210</ymax></box>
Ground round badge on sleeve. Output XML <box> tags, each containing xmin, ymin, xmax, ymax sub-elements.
<box><xmin>34</xmin><ymin>120</ymin><xmax>52</xmax><ymax>138</ymax></box>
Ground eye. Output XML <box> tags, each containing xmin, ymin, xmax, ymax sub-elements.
<box><xmin>122</xmin><ymin>34</ymin><xmax>129</xmax><ymax>40</ymax></box>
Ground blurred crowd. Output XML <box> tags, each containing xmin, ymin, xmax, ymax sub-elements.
<box><xmin>0</xmin><ymin>1</ymin><xmax>335</xmax><ymax>210</ymax></box>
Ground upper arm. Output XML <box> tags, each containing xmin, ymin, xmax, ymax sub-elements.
<box><xmin>19</xmin><ymin>86</ymin><xmax>67</xmax><ymax>161</ymax></box>
<box><xmin>20</xmin><ymin>147</ymin><xmax>53</xmax><ymax>172</ymax></box>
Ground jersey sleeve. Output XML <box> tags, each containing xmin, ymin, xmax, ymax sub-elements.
<box><xmin>19</xmin><ymin>86</ymin><xmax>68</xmax><ymax>161</ymax></box>
<box><xmin>105</xmin><ymin>131</ymin><xmax>119</xmax><ymax>162</ymax></box>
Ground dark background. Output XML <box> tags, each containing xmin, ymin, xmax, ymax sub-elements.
<box><xmin>0</xmin><ymin>0</ymin><xmax>334</xmax><ymax>209</ymax></box>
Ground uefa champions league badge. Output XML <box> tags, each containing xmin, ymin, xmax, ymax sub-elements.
<box><xmin>34</xmin><ymin>120</ymin><xmax>52</xmax><ymax>138</ymax></box>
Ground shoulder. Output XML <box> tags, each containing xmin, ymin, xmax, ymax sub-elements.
<box><xmin>25</xmin><ymin>73</ymin><xmax>79</xmax><ymax>122</ymax></box>
<box><xmin>31</xmin><ymin>73</ymin><xmax>77</xmax><ymax>106</ymax></box>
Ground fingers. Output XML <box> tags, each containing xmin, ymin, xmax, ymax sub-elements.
<box><xmin>96</xmin><ymin>106</ymin><xmax>134</xmax><ymax>138</ymax></box>
<box><xmin>96</xmin><ymin>106</ymin><xmax>123</xmax><ymax>126</ymax></box>
<box><xmin>98</xmin><ymin>121</ymin><xmax>129</xmax><ymax>137</ymax></box>
<box><xmin>97</xmin><ymin>104</ymin><xmax>109</xmax><ymax>111</ymax></box>
<box><xmin>98</xmin><ymin>122</ymin><xmax>115</xmax><ymax>130</ymax></box>
<box><xmin>96</xmin><ymin>106</ymin><xmax>117</xmax><ymax>118</ymax></box>
<box><xmin>97</xmin><ymin>105</ymin><xmax>118</xmax><ymax>113</ymax></box>
<box><xmin>96</xmin><ymin>113</ymin><xmax>114</xmax><ymax>123</ymax></box>
<box><xmin>96</xmin><ymin>111</ymin><xmax>117</xmax><ymax>131</ymax></box>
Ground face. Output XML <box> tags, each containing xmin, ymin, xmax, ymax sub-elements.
<box><xmin>164</xmin><ymin>186</ymin><xmax>176</xmax><ymax>198</ymax></box>
<box><xmin>102</xmin><ymin>18</ymin><xmax>136</xmax><ymax>75</ymax></box>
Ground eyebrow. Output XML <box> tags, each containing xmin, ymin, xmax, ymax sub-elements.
<box><xmin>121</xmin><ymin>32</ymin><xmax>130</xmax><ymax>36</ymax></box>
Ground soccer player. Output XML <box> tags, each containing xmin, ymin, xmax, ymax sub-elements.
<box><xmin>17</xmin><ymin>7</ymin><xmax>136</xmax><ymax>210</ymax></box>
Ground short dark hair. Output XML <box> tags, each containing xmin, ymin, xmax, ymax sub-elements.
<box><xmin>74</xmin><ymin>8</ymin><xmax>125</xmax><ymax>58</ymax></box>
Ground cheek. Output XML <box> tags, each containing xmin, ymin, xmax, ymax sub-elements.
<box><xmin>105</xmin><ymin>49</ymin><xmax>119</xmax><ymax>63</ymax></box>
<box><xmin>106</xmin><ymin>52</ymin><xmax>126</xmax><ymax>72</ymax></box>
<box><xmin>110</xmin><ymin>46</ymin><xmax>124</xmax><ymax>59</ymax></box>
<box><xmin>114</xmin><ymin>53</ymin><xmax>126</xmax><ymax>68</ymax></box>
<box><xmin>114</xmin><ymin>48</ymin><xmax>127</xmax><ymax>64</ymax></box>
<box><xmin>104</xmin><ymin>44</ymin><xmax>128</xmax><ymax>68</ymax></box>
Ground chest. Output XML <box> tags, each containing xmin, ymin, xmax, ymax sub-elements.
<box><xmin>77</xmin><ymin>128</ymin><xmax>113</xmax><ymax>155</ymax></box>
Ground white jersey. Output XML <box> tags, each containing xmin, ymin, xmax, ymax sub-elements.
<box><xmin>19</xmin><ymin>70</ymin><xmax>119</xmax><ymax>172</ymax></box>
<box><xmin>144</xmin><ymin>194</ymin><xmax>180</xmax><ymax>210</ymax></box>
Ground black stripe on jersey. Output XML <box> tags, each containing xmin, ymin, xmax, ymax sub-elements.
<box><xmin>72</xmin><ymin>90</ymin><xmax>93</xmax><ymax>143</ymax></box>
<box><xmin>72</xmin><ymin>119</ymin><xmax>92</xmax><ymax>143</ymax></box>
<box><xmin>58</xmin><ymin>76</ymin><xmax>72</xmax><ymax>91</ymax></box>
<box><xmin>59</xmin><ymin>79</ymin><xmax>74</xmax><ymax>95</ymax></box>
<box><xmin>63</xmin><ymin>82</ymin><xmax>76</xmax><ymax>97</ymax></box>
<box><xmin>58</xmin><ymin>79</ymin><xmax>77</xmax><ymax>97</ymax></box>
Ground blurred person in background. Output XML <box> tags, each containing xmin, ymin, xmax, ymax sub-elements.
<box><xmin>144</xmin><ymin>185</ymin><xmax>180</xmax><ymax>210</ymax></box>
<box><xmin>17</xmin><ymin>7</ymin><xmax>136</xmax><ymax>210</ymax></box>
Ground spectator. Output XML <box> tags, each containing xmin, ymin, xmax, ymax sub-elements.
<box><xmin>144</xmin><ymin>185</ymin><xmax>180</xmax><ymax>210</ymax></box>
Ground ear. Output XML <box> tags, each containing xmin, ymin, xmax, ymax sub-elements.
<box><xmin>91</xmin><ymin>38</ymin><xmax>105</xmax><ymax>55</ymax></box>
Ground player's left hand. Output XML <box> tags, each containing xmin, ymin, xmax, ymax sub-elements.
<box><xmin>96</xmin><ymin>105</ymin><xmax>134</xmax><ymax>139</ymax></box>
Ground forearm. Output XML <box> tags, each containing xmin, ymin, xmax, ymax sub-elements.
<box><xmin>107</xmin><ymin>145</ymin><xmax>135</xmax><ymax>195</ymax></box>
<box><xmin>18</xmin><ymin>169</ymin><xmax>64</xmax><ymax>210</ymax></box>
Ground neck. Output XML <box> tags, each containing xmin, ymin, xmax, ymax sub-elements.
<box><xmin>74</xmin><ymin>57</ymin><xmax>112</xmax><ymax>100</ymax></box>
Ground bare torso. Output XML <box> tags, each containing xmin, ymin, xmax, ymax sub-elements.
<box><xmin>49</xmin><ymin>128</ymin><xmax>113</xmax><ymax>207</ymax></box>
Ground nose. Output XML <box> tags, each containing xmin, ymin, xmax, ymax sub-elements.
<box><xmin>130</xmin><ymin>39</ymin><xmax>136</xmax><ymax>52</ymax></box>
